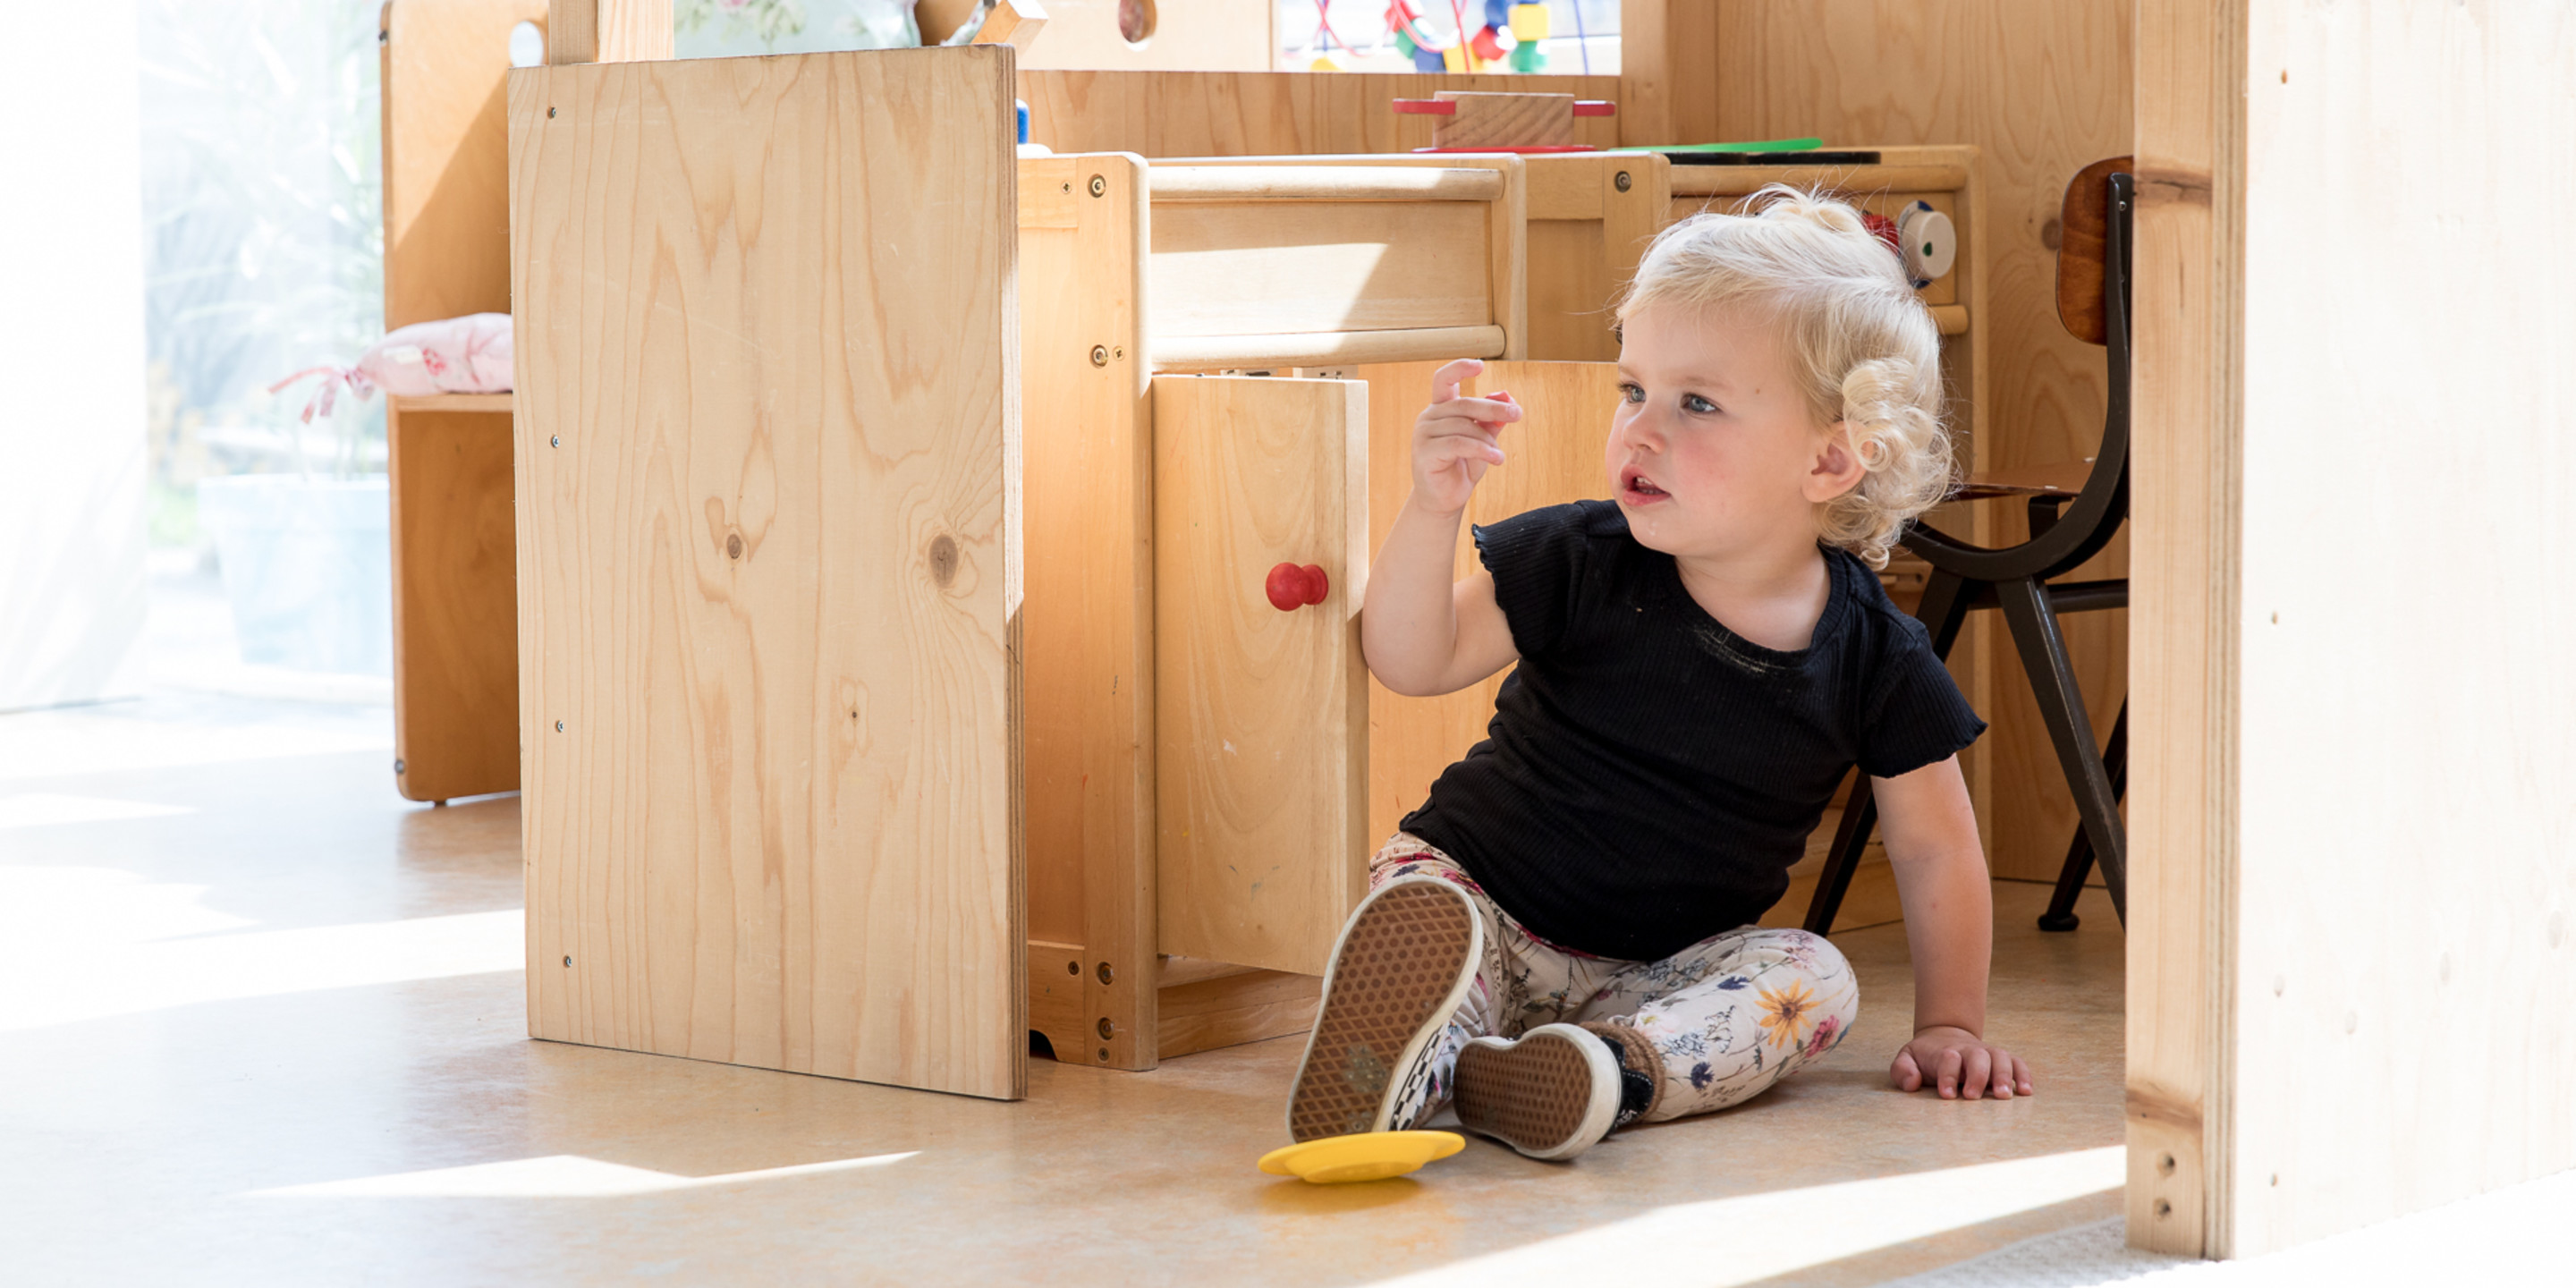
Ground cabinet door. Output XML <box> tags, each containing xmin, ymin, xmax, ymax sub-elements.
<box><xmin>1154</xmin><ymin>376</ymin><xmax>1368</xmax><ymax>977</ymax></box>
<box><xmin>512</xmin><ymin>47</ymin><xmax>1025</xmax><ymax>1100</ymax></box>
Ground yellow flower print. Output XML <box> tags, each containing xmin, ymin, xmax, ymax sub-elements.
<box><xmin>1756</xmin><ymin>981</ymin><xmax>1819</xmax><ymax>1051</ymax></box>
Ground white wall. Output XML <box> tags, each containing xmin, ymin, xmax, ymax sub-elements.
<box><xmin>0</xmin><ymin>0</ymin><xmax>148</xmax><ymax>710</ymax></box>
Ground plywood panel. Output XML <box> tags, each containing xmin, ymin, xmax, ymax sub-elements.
<box><xmin>384</xmin><ymin>0</ymin><xmax>546</xmax><ymax>330</ymax></box>
<box><xmin>387</xmin><ymin>409</ymin><xmax>520</xmax><ymax>802</ymax></box>
<box><xmin>1706</xmin><ymin>3</ymin><xmax>2133</xmax><ymax>881</ymax></box>
<box><xmin>382</xmin><ymin>0</ymin><xmax>546</xmax><ymax>804</ymax></box>
<box><xmin>2227</xmin><ymin>0</ymin><xmax>2576</xmax><ymax>1257</ymax></box>
<box><xmin>1018</xmin><ymin>152</ymin><xmax>1157</xmax><ymax>1071</ymax></box>
<box><xmin>1525</xmin><ymin>154</ymin><xmax>1670</xmax><ymax>361</ymax></box>
<box><xmin>1021</xmin><ymin>71</ymin><xmax>1623</xmax><ymax>157</ymax></box>
<box><xmin>1011</xmin><ymin>0</ymin><xmax>1269</xmax><ymax>72</ymax></box>
<box><xmin>1154</xmin><ymin>376</ymin><xmax>1368</xmax><ymax>977</ymax></box>
<box><xmin>2130</xmin><ymin>0</ymin><xmax>2239</xmax><ymax>1255</ymax></box>
<box><xmin>510</xmin><ymin>48</ymin><xmax>1025</xmax><ymax>1099</ymax></box>
<box><xmin>1352</xmin><ymin>360</ymin><xmax>1623</xmax><ymax>849</ymax></box>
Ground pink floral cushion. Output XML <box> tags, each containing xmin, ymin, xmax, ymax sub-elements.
<box><xmin>269</xmin><ymin>312</ymin><xmax>513</xmax><ymax>421</ymax></box>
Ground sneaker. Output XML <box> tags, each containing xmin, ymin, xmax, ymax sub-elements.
<box><xmin>1285</xmin><ymin>877</ymin><xmax>1484</xmax><ymax>1142</ymax></box>
<box><xmin>1452</xmin><ymin>1023</ymin><xmax>1623</xmax><ymax>1161</ymax></box>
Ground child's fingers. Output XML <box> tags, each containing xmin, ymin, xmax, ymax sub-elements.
<box><xmin>1424</xmin><ymin>429</ymin><xmax>1506</xmax><ymax>468</ymax></box>
<box><xmin>1422</xmin><ymin>396</ymin><xmax>1521</xmax><ymax>430</ymax></box>
<box><xmin>1889</xmin><ymin>1049</ymin><xmax>1923</xmax><ymax>1092</ymax></box>
<box><xmin>2012</xmin><ymin>1053</ymin><xmax>2036</xmax><ymax>1096</ymax></box>
<box><xmin>1960</xmin><ymin>1046</ymin><xmax>1993</xmax><ymax>1100</ymax></box>
<box><xmin>1989</xmin><ymin>1048</ymin><xmax>2019</xmax><ymax>1099</ymax></box>
<box><xmin>1935</xmin><ymin>1047</ymin><xmax>1963</xmax><ymax>1099</ymax></box>
<box><xmin>1427</xmin><ymin>358</ymin><xmax>1485</xmax><ymax>404</ymax></box>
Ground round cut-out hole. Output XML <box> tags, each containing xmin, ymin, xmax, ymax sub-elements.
<box><xmin>509</xmin><ymin>21</ymin><xmax>545</xmax><ymax>68</ymax></box>
<box><xmin>1118</xmin><ymin>0</ymin><xmax>1156</xmax><ymax>47</ymax></box>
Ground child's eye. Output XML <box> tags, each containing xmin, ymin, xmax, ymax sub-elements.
<box><xmin>1683</xmin><ymin>394</ymin><xmax>1721</xmax><ymax>414</ymax></box>
<box><xmin>1618</xmin><ymin>382</ymin><xmax>1645</xmax><ymax>404</ymax></box>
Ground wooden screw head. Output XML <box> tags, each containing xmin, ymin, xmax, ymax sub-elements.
<box><xmin>1088</xmin><ymin>174</ymin><xmax>1107</xmax><ymax>197</ymax></box>
<box><xmin>1089</xmin><ymin>344</ymin><xmax>1109</xmax><ymax>367</ymax></box>
<box><xmin>1066</xmin><ymin>960</ymin><xmax>1080</xmax><ymax>975</ymax></box>
<box><xmin>555</xmin><ymin>720</ymin><xmax>564</xmax><ymax>733</ymax></box>
<box><xmin>394</xmin><ymin>758</ymin><xmax>406</xmax><ymax>775</ymax></box>
<box><xmin>1096</xmin><ymin>961</ymin><xmax>1114</xmax><ymax>985</ymax></box>
<box><xmin>1614</xmin><ymin>170</ymin><xmax>1632</xmax><ymax>192</ymax></box>
<box><xmin>549</xmin><ymin>435</ymin><xmax>560</xmax><ymax>447</ymax></box>
<box><xmin>562</xmin><ymin>955</ymin><xmax>572</xmax><ymax>967</ymax></box>
<box><xmin>1096</xmin><ymin>1017</ymin><xmax>1114</xmax><ymax>1039</ymax></box>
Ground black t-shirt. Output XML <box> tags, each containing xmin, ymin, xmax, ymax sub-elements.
<box><xmin>1397</xmin><ymin>500</ymin><xmax>1987</xmax><ymax>961</ymax></box>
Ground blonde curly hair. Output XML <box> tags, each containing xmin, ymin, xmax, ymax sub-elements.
<box><xmin>1616</xmin><ymin>184</ymin><xmax>1953</xmax><ymax>569</ymax></box>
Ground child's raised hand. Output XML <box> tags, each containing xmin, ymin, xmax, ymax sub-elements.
<box><xmin>1411</xmin><ymin>358</ymin><xmax>1520</xmax><ymax>517</ymax></box>
<box><xmin>1891</xmin><ymin>1025</ymin><xmax>2035</xmax><ymax>1100</ymax></box>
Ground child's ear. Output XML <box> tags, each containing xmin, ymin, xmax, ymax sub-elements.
<box><xmin>1803</xmin><ymin>420</ymin><xmax>1869</xmax><ymax>503</ymax></box>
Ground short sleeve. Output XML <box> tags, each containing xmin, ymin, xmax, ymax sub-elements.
<box><xmin>1472</xmin><ymin>503</ymin><xmax>1597</xmax><ymax>661</ymax></box>
<box><xmin>1858</xmin><ymin>614</ymin><xmax>1988</xmax><ymax>778</ymax></box>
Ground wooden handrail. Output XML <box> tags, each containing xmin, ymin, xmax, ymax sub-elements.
<box><xmin>1148</xmin><ymin>166</ymin><xmax>1505</xmax><ymax>204</ymax></box>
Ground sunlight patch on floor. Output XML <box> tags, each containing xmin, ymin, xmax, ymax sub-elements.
<box><xmin>245</xmin><ymin>1151</ymin><xmax>920</xmax><ymax>1199</ymax></box>
<box><xmin>1366</xmin><ymin>1147</ymin><xmax>2127</xmax><ymax>1288</ymax></box>
<box><xmin>0</xmin><ymin>902</ymin><xmax>521</xmax><ymax>1032</ymax></box>
<box><xmin>0</xmin><ymin>792</ymin><xmax>198</xmax><ymax>831</ymax></box>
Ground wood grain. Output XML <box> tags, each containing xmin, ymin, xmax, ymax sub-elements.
<box><xmin>1156</xmin><ymin>967</ymin><xmax>1324</xmax><ymax>1058</ymax></box>
<box><xmin>1018</xmin><ymin>152</ymin><xmax>1157</xmax><ymax>1071</ymax></box>
<box><xmin>543</xmin><ymin>0</ymin><xmax>671</xmax><ymax>64</ymax></box>
<box><xmin>1703</xmin><ymin>4</ymin><xmax>2131</xmax><ymax>883</ymax></box>
<box><xmin>2130</xmin><ymin>0</ymin><xmax>2238</xmax><ymax>1255</ymax></box>
<box><xmin>381</xmin><ymin>0</ymin><xmax>543</xmax><ymax>804</ymax></box>
<box><xmin>387</xmin><ymin>408</ymin><xmax>520</xmax><ymax>802</ymax></box>
<box><xmin>1352</xmin><ymin>360</ymin><xmax>1623</xmax><ymax>850</ymax></box>
<box><xmin>2225</xmin><ymin>0</ymin><xmax>2576</xmax><ymax>1256</ymax></box>
<box><xmin>1144</xmin><ymin>153</ymin><xmax>1526</xmax><ymax>366</ymax></box>
<box><xmin>1011</xmin><ymin>0</ymin><xmax>1271</xmax><ymax>72</ymax></box>
<box><xmin>1021</xmin><ymin>71</ymin><xmax>1623</xmax><ymax>157</ymax></box>
<box><xmin>2056</xmin><ymin>155</ymin><xmax>2135</xmax><ymax>345</ymax></box>
<box><xmin>1432</xmin><ymin>91</ymin><xmax>1577</xmax><ymax>150</ymax></box>
<box><xmin>1153</xmin><ymin>376</ymin><xmax>1369</xmax><ymax>978</ymax></box>
<box><xmin>510</xmin><ymin>47</ymin><xmax>1026</xmax><ymax>1099</ymax></box>
<box><xmin>1525</xmin><ymin>153</ymin><xmax>1670</xmax><ymax>361</ymax></box>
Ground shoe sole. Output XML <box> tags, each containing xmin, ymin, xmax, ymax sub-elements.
<box><xmin>1453</xmin><ymin>1024</ymin><xmax>1622</xmax><ymax>1161</ymax></box>
<box><xmin>1284</xmin><ymin>877</ymin><xmax>1483</xmax><ymax>1143</ymax></box>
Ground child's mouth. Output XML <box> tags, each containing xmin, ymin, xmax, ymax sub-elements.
<box><xmin>1622</xmin><ymin>469</ymin><xmax>1670</xmax><ymax>503</ymax></box>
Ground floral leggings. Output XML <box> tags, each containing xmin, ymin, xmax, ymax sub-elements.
<box><xmin>1371</xmin><ymin>834</ymin><xmax>1861</xmax><ymax>1124</ymax></box>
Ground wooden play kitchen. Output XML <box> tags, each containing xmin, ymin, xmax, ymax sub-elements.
<box><xmin>374</xmin><ymin>0</ymin><xmax>2576</xmax><ymax>1261</ymax></box>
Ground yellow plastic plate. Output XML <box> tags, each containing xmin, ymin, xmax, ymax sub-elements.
<box><xmin>1257</xmin><ymin>1131</ymin><xmax>1466</xmax><ymax>1184</ymax></box>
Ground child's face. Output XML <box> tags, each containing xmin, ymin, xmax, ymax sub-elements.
<box><xmin>1607</xmin><ymin>301</ymin><xmax>1852</xmax><ymax>563</ymax></box>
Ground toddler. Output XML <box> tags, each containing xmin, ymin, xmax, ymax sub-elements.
<box><xmin>1286</xmin><ymin>186</ymin><xmax>2033</xmax><ymax>1160</ymax></box>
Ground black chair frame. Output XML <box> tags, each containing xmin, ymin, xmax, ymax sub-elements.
<box><xmin>1806</xmin><ymin>171</ymin><xmax>2134</xmax><ymax>935</ymax></box>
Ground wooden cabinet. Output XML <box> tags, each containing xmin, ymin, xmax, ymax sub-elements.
<box><xmin>1152</xmin><ymin>376</ymin><xmax>1370</xmax><ymax>978</ymax></box>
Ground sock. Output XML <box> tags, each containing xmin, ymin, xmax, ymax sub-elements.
<box><xmin>1590</xmin><ymin>1030</ymin><xmax>1657</xmax><ymax>1128</ymax></box>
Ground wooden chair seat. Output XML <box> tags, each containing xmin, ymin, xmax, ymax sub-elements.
<box><xmin>1949</xmin><ymin>460</ymin><xmax>2097</xmax><ymax>501</ymax></box>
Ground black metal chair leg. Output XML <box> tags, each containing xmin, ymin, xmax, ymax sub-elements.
<box><xmin>2039</xmin><ymin>699</ymin><xmax>2127</xmax><ymax>931</ymax></box>
<box><xmin>1995</xmin><ymin>578</ymin><xmax>2127</xmax><ymax>926</ymax></box>
<box><xmin>1802</xmin><ymin>774</ymin><xmax>1878</xmax><ymax>935</ymax></box>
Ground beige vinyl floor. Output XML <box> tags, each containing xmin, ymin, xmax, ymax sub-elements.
<box><xmin>0</xmin><ymin>691</ymin><xmax>2129</xmax><ymax>1286</ymax></box>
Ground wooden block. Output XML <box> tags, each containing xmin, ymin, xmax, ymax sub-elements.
<box><xmin>510</xmin><ymin>47</ymin><xmax>1026</xmax><ymax>1099</ymax></box>
<box><xmin>383</xmin><ymin>0</ymin><xmax>545</xmax><ymax>330</ymax></box>
<box><xmin>1352</xmin><ymin>360</ymin><xmax>1624</xmax><ymax>849</ymax></box>
<box><xmin>971</xmin><ymin>0</ymin><xmax>1046</xmax><ymax>49</ymax></box>
<box><xmin>1026</xmin><ymin>938</ymin><xmax>1089</xmax><ymax>1059</ymax></box>
<box><xmin>1018</xmin><ymin>153</ymin><xmax>1157</xmax><ymax>1072</ymax></box>
<box><xmin>1431</xmin><ymin>91</ymin><xmax>1577</xmax><ymax>150</ymax></box>
<box><xmin>544</xmin><ymin>0</ymin><xmax>671</xmax><ymax>64</ymax></box>
<box><xmin>1153</xmin><ymin>375</ymin><xmax>1369</xmax><ymax>978</ymax></box>
<box><xmin>387</xmin><ymin>406</ymin><xmax>520</xmax><ymax>803</ymax></box>
<box><xmin>1157</xmin><ymin>966</ymin><xmax>1323</xmax><ymax>1058</ymax></box>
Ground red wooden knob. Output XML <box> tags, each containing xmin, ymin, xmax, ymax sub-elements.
<box><xmin>1266</xmin><ymin>563</ymin><xmax>1329</xmax><ymax>611</ymax></box>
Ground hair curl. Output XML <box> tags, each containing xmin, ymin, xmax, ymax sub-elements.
<box><xmin>1616</xmin><ymin>184</ymin><xmax>1954</xmax><ymax>569</ymax></box>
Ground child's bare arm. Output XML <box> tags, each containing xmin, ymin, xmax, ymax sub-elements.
<box><xmin>1875</xmin><ymin>755</ymin><xmax>2036</xmax><ymax>1100</ymax></box>
<box><xmin>1362</xmin><ymin>359</ymin><xmax>1522</xmax><ymax>698</ymax></box>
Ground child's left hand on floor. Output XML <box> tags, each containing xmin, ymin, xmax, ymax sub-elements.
<box><xmin>1891</xmin><ymin>1025</ymin><xmax>2034</xmax><ymax>1100</ymax></box>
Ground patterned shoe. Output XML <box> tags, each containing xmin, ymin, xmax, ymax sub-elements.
<box><xmin>1452</xmin><ymin>1023</ymin><xmax>1623</xmax><ymax>1161</ymax></box>
<box><xmin>1285</xmin><ymin>877</ymin><xmax>1484</xmax><ymax>1143</ymax></box>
